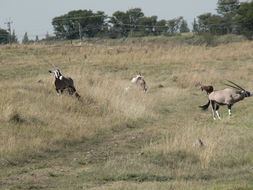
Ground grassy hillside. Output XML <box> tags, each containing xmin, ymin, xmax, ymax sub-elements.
<box><xmin>1</xmin><ymin>39</ymin><xmax>253</xmax><ymax>189</ymax></box>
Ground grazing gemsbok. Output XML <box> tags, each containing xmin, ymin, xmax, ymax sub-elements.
<box><xmin>199</xmin><ymin>80</ymin><xmax>252</xmax><ymax>120</ymax></box>
<box><xmin>125</xmin><ymin>72</ymin><xmax>148</xmax><ymax>92</ymax></box>
<box><xmin>200</xmin><ymin>85</ymin><xmax>214</xmax><ymax>95</ymax></box>
<box><xmin>49</xmin><ymin>69</ymin><xmax>81</xmax><ymax>99</ymax></box>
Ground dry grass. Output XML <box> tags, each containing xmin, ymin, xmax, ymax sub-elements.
<box><xmin>1</xmin><ymin>39</ymin><xmax>253</xmax><ymax>189</ymax></box>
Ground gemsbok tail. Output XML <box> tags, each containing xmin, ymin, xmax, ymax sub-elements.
<box><xmin>67</xmin><ymin>86</ymin><xmax>81</xmax><ymax>100</ymax></box>
<box><xmin>199</xmin><ymin>100</ymin><xmax>210</xmax><ymax>110</ymax></box>
<box><xmin>74</xmin><ymin>92</ymin><xmax>81</xmax><ymax>99</ymax></box>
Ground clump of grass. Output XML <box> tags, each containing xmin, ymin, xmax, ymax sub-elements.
<box><xmin>103</xmin><ymin>173</ymin><xmax>171</xmax><ymax>182</ymax></box>
<box><xmin>3</xmin><ymin>105</ymin><xmax>24</xmax><ymax>123</ymax></box>
<box><xmin>146</xmin><ymin>150</ymin><xmax>199</xmax><ymax>168</ymax></box>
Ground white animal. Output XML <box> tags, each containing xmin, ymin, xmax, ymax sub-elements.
<box><xmin>125</xmin><ymin>73</ymin><xmax>148</xmax><ymax>92</ymax></box>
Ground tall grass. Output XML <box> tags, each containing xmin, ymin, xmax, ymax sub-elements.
<box><xmin>0</xmin><ymin>58</ymin><xmax>155</xmax><ymax>164</ymax></box>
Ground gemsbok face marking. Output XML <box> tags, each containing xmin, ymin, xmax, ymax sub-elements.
<box><xmin>199</xmin><ymin>80</ymin><xmax>252</xmax><ymax>120</ymax></box>
<box><xmin>49</xmin><ymin>69</ymin><xmax>81</xmax><ymax>99</ymax></box>
<box><xmin>49</xmin><ymin>69</ymin><xmax>62</xmax><ymax>80</ymax></box>
<box><xmin>125</xmin><ymin>72</ymin><xmax>148</xmax><ymax>92</ymax></box>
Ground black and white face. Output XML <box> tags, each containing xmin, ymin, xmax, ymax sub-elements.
<box><xmin>244</xmin><ymin>90</ymin><xmax>252</xmax><ymax>97</ymax></box>
<box><xmin>49</xmin><ymin>69</ymin><xmax>62</xmax><ymax>79</ymax></box>
<box><xmin>240</xmin><ymin>90</ymin><xmax>252</xmax><ymax>97</ymax></box>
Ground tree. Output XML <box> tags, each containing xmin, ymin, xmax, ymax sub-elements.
<box><xmin>11</xmin><ymin>30</ymin><xmax>18</xmax><ymax>43</ymax></box>
<box><xmin>110</xmin><ymin>11</ymin><xmax>130</xmax><ymax>37</ymax></box>
<box><xmin>196</xmin><ymin>13</ymin><xmax>230</xmax><ymax>35</ymax></box>
<box><xmin>35</xmin><ymin>35</ymin><xmax>39</xmax><ymax>42</ymax></box>
<box><xmin>217</xmin><ymin>0</ymin><xmax>240</xmax><ymax>16</ymax></box>
<box><xmin>45</xmin><ymin>32</ymin><xmax>50</xmax><ymax>40</ymax></box>
<box><xmin>235</xmin><ymin>1</ymin><xmax>253</xmax><ymax>39</ymax></box>
<box><xmin>0</xmin><ymin>28</ymin><xmax>9</xmax><ymax>44</ymax></box>
<box><xmin>197</xmin><ymin>13</ymin><xmax>213</xmax><ymax>32</ymax></box>
<box><xmin>127</xmin><ymin>8</ymin><xmax>144</xmax><ymax>27</ymax></box>
<box><xmin>110</xmin><ymin>8</ymin><xmax>144</xmax><ymax>37</ymax></box>
<box><xmin>137</xmin><ymin>16</ymin><xmax>157</xmax><ymax>36</ymax></box>
<box><xmin>179</xmin><ymin>19</ymin><xmax>190</xmax><ymax>33</ymax></box>
<box><xmin>207</xmin><ymin>14</ymin><xmax>227</xmax><ymax>35</ymax></box>
<box><xmin>22</xmin><ymin>32</ymin><xmax>29</xmax><ymax>44</ymax></box>
<box><xmin>167</xmin><ymin>17</ymin><xmax>183</xmax><ymax>34</ymax></box>
<box><xmin>155</xmin><ymin>19</ymin><xmax>168</xmax><ymax>35</ymax></box>
<box><xmin>216</xmin><ymin>0</ymin><xmax>240</xmax><ymax>34</ymax></box>
<box><xmin>52</xmin><ymin>9</ymin><xmax>108</xmax><ymax>39</ymax></box>
<box><xmin>192</xmin><ymin>18</ymin><xmax>199</xmax><ymax>33</ymax></box>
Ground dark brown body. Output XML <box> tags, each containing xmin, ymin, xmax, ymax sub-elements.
<box><xmin>136</xmin><ymin>78</ymin><xmax>148</xmax><ymax>92</ymax></box>
<box><xmin>201</xmin><ymin>85</ymin><xmax>214</xmax><ymax>94</ymax></box>
<box><xmin>54</xmin><ymin>77</ymin><xmax>74</xmax><ymax>94</ymax></box>
<box><xmin>49</xmin><ymin>69</ymin><xmax>81</xmax><ymax>99</ymax></box>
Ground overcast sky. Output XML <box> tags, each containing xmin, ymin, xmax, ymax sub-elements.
<box><xmin>0</xmin><ymin>0</ymin><xmax>221</xmax><ymax>40</ymax></box>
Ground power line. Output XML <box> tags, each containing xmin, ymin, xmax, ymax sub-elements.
<box><xmin>52</xmin><ymin>14</ymin><xmax>107</xmax><ymax>21</ymax></box>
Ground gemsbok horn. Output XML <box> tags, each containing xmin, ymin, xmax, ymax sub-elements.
<box><xmin>49</xmin><ymin>69</ymin><xmax>81</xmax><ymax>99</ymax></box>
<box><xmin>199</xmin><ymin>80</ymin><xmax>252</xmax><ymax>120</ymax></box>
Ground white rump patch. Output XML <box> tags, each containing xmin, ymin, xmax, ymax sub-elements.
<box><xmin>131</xmin><ymin>77</ymin><xmax>138</xmax><ymax>83</ymax></box>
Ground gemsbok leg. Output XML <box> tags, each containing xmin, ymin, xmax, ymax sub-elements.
<box><xmin>215</xmin><ymin>104</ymin><xmax>221</xmax><ymax>120</ymax></box>
<box><xmin>211</xmin><ymin>101</ymin><xmax>216</xmax><ymax>120</ymax></box>
<box><xmin>227</xmin><ymin>104</ymin><xmax>232</xmax><ymax>117</ymax></box>
<box><xmin>56</xmin><ymin>88</ymin><xmax>61</xmax><ymax>95</ymax></box>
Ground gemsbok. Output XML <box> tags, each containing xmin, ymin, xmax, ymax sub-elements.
<box><xmin>199</xmin><ymin>80</ymin><xmax>252</xmax><ymax>120</ymax></box>
<box><xmin>125</xmin><ymin>72</ymin><xmax>148</xmax><ymax>92</ymax></box>
<box><xmin>49</xmin><ymin>69</ymin><xmax>81</xmax><ymax>99</ymax></box>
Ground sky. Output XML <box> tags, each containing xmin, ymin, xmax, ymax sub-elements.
<box><xmin>0</xmin><ymin>0</ymin><xmax>220</xmax><ymax>40</ymax></box>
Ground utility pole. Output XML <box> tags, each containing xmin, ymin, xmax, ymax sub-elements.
<box><xmin>4</xmin><ymin>19</ymin><xmax>13</xmax><ymax>44</ymax></box>
<box><xmin>78</xmin><ymin>22</ymin><xmax>82</xmax><ymax>41</ymax></box>
<box><xmin>129</xmin><ymin>15</ymin><xmax>133</xmax><ymax>37</ymax></box>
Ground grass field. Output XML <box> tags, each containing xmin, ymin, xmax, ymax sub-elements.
<box><xmin>1</xmin><ymin>37</ymin><xmax>253</xmax><ymax>190</ymax></box>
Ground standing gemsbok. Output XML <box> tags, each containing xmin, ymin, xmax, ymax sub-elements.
<box><xmin>199</xmin><ymin>80</ymin><xmax>252</xmax><ymax>120</ymax></box>
<box><xmin>49</xmin><ymin>69</ymin><xmax>81</xmax><ymax>99</ymax></box>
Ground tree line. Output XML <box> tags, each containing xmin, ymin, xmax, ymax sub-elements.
<box><xmin>51</xmin><ymin>0</ymin><xmax>253</xmax><ymax>40</ymax></box>
<box><xmin>194</xmin><ymin>0</ymin><xmax>253</xmax><ymax>39</ymax></box>
<box><xmin>51</xmin><ymin>8</ymin><xmax>190</xmax><ymax>40</ymax></box>
<box><xmin>0</xmin><ymin>29</ymin><xmax>18</xmax><ymax>44</ymax></box>
<box><xmin>0</xmin><ymin>0</ymin><xmax>253</xmax><ymax>44</ymax></box>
